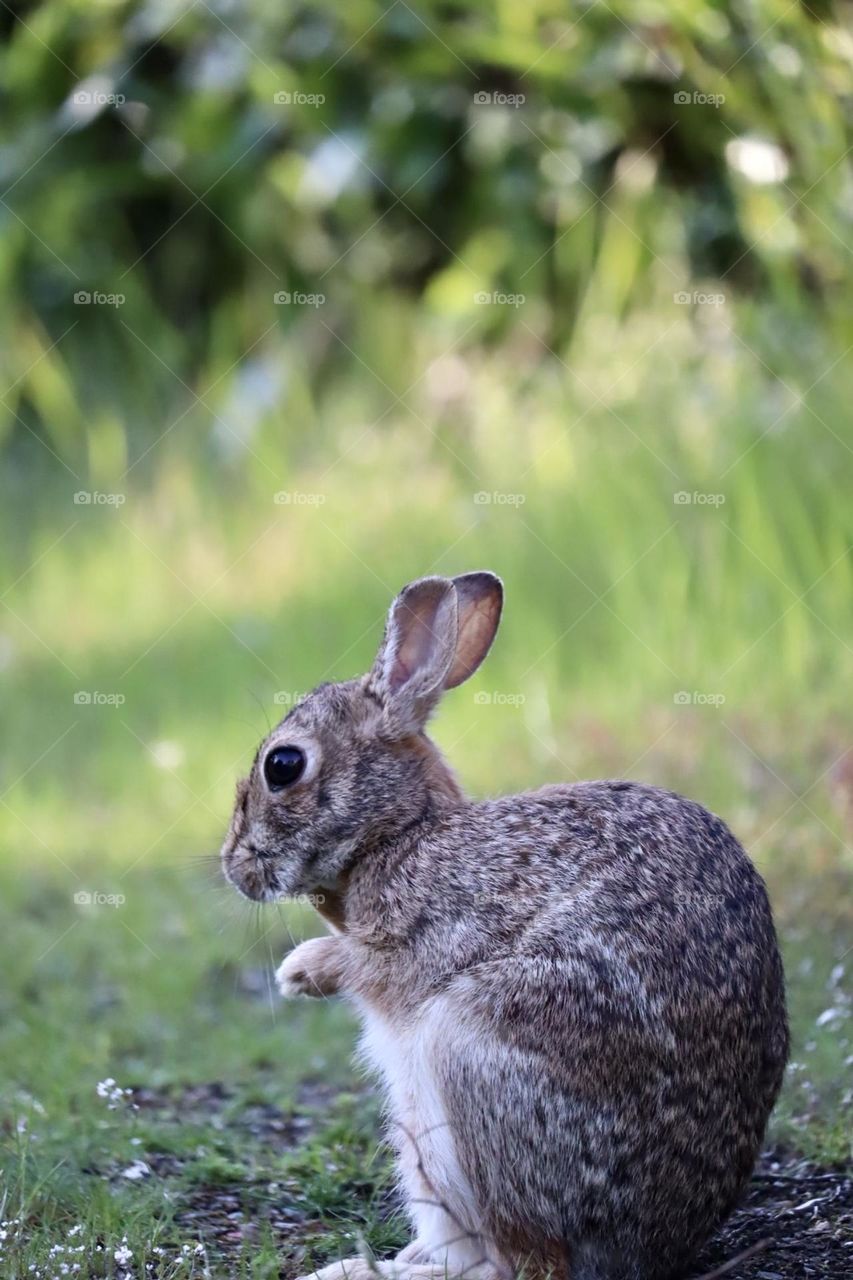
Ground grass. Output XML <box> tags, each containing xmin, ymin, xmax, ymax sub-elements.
<box><xmin>0</xmin><ymin>865</ymin><xmax>401</xmax><ymax>1278</ymax></box>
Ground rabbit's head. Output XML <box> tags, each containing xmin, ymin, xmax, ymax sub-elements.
<box><xmin>221</xmin><ymin>572</ymin><xmax>502</xmax><ymax>904</ymax></box>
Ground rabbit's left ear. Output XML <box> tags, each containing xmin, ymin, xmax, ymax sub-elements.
<box><xmin>371</xmin><ymin>576</ymin><xmax>459</xmax><ymax>733</ymax></box>
<box><xmin>444</xmin><ymin>571</ymin><xmax>503</xmax><ymax>688</ymax></box>
<box><xmin>370</xmin><ymin>572</ymin><xmax>503</xmax><ymax>735</ymax></box>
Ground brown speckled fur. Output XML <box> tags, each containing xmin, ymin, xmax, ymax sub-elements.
<box><xmin>221</xmin><ymin>573</ymin><xmax>789</xmax><ymax>1280</ymax></box>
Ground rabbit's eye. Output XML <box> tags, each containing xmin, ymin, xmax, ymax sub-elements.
<box><xmin>263</xmin><ymin>746</ymin><xmax>306</xmax><ymax>790</ymax></box>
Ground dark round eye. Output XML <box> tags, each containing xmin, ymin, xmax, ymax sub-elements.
<box><xmin>263</xmin><ymin>746</ymin><xmax>306</xmax><ymax>791</ymax></box>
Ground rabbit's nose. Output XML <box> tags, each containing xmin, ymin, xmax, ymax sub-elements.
<box><xmin>222</xmin><ymin>841</ymin><xmax>272</xmax><ymax>901</ymax></box>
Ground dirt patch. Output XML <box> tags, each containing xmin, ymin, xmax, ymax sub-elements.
<box><xmin>689</xmin><ymin>1148</ymin><xmax>852</xmax><ymax>1279</ymax></box>
<box><xmin>131</xmin><ymin>1077</ymin><xmax>346</xmax><ymax>1142</ymax></box>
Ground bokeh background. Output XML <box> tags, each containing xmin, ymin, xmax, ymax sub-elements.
<box><xmin>1</xmin><ymin>1</ymin><xmax>851</xmax><ymax>1275</ymax></box>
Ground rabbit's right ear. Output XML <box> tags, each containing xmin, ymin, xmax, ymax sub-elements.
<box><xmin>370</xmin><ymin>577</ymin><xmax>459</xmax><ymax>735</ymax></box>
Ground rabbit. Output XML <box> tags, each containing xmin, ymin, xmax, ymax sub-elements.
<box><xmin>221</xmin><ymin>571</ymin><xmax>789</xmax><ymax>1280</ymax></box>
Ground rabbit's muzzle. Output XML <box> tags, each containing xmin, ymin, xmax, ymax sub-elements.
<box><xmin>220</xmin><ymin>803</ymin><xmax>283</xmax><ymax>901</ymax></box>
<box><xmin>221</xmin><ymin>840</ymin><xmax>277</xmax><ymax>901</ymax></box>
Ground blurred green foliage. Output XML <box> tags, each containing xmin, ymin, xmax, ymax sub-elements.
<box><xmin>1</xmin><ymin>0</ymin><xmax>851</xmax><ymax>481</ymax></box>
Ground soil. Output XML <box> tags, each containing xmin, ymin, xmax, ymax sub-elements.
<box><xmin>688</xmin><ymin>1148</ymin><xmax>852</xmax><ymax>1279</ymax></box>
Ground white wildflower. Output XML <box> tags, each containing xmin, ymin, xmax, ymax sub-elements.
<box><xmin>114</xmin><ymin>1238</ymin><xmax>133</xmax><ymax>1266</ymax></box>
<box><xmin>96</xmin><ymin>1078</ymin><xmax>133</xmax><ymax>1109</ymax></box>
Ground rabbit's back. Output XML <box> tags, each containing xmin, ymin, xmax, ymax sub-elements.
<box><xmin>396</xmin><ymin>782</ymin><xmax>788</xmax><ymax>1279</ymax></box>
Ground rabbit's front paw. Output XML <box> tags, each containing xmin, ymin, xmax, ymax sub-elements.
<box><xmin>276</xmin><ymin>936</ymin><xmax>344</xmax><ymax>998</ymax></box>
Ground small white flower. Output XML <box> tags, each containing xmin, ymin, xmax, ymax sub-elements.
<box><xmin>114</xmin><ymin>1239</ymin><xmax>133</xmax><ymax>1266</ymax></box>
<box><xmin>96</xmin><ymin>1078</ymin><xmax>132</xmax><ymax>1109</ymax></box>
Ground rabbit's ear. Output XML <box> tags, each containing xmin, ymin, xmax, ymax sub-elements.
<box><xmin>372</xmin><ymin>577</ymin><xmax>459</xmax><ymax>733</ymax></box>
<box><xmin>444</xmin><ymin>571</ymin><xmax>503</xmax><ymax>688</ymax></box>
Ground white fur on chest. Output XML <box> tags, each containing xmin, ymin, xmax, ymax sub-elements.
<box><xmin>354</xmin><ymin>1000</ymin><xmax>413</xmax><ymax>1115</ymax></box>
<box><xmin>351</xmin><ymin>996</ymin><xmax>480</xmax><ymax>1252</ymax></box>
